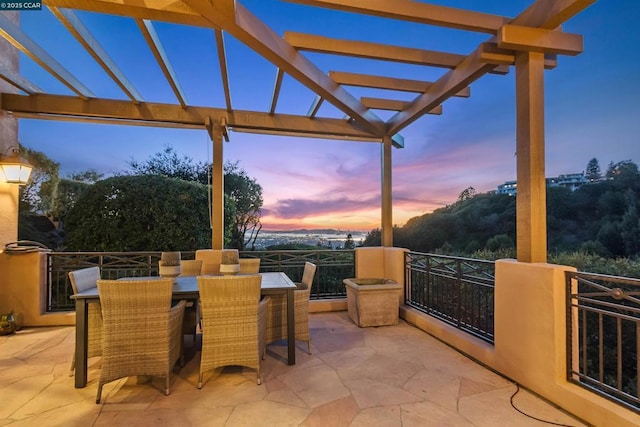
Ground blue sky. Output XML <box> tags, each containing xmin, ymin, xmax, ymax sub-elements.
<box><xmin>14</xmin><ymin>1</ymin><xmax>640</xmax><ymax>231</ymax></box>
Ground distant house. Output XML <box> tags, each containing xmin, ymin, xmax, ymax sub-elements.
<box><xmin>497</xmin><ymin>172</ymin><xmax>589</xmax><ymax>196</ymax></box>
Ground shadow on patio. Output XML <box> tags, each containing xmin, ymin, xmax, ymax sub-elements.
<box><xmin>0</xmin><ymin>311</ymin><xmax>584</xmax><ymax>426</ymax></box>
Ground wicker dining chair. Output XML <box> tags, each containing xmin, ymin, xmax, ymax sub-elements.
<box><xmin>239</xmin><ymin>258</ymin><xmax>261</xmax><ymax>274</ymax></box>
<box><xmin>265</xmin><ymin>262</ymin><xmax>316</xmax><ymax>355</ymax></box>
<box><xmin>68</xmin><ymin>266</ymin><xmax>103</xmax><ymax>377</ymax></box>
<box><xmin>178</xmin><ymin>259</ymin><xmax>203</xmax><ymax>343</ymax></box>
<box><xmin>95</xmin><ymin>279</ymin><xmax>186</xmax><ymax>404</ymax></box>
<box><xmin>197</xmin><ymin>275</ymin><xmax>269</xmax><ymax>388</ymax></box>
<box><xmin>180</xmin><ymin>259</ymin><xmax>202</xmax><ymax>276</ymax></box>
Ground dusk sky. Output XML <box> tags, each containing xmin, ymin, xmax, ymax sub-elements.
<box><xmin>14</xmin><ymin>1</ymin><xmax>640</xmax><ymax>232</ymax></box>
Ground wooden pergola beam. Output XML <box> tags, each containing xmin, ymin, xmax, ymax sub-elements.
<box><xmin>0</xmin><ymin>93</ymin><xmax>381</xmax><ymax>141</ymax></box>
<box><xmin>182</xmin><ymin>0</ymin><xmax>385</xmax><ymax>136</ymax></box>
<box><xmin>284</xmin><ymin>0</ymin><xmax>509</xmax><ymax>34</ymax></box>
<box><xmin>330</xmin><ymin>71</ymin><xmax>470</xmax><ymax>97</ymax></box>
<box><xmin>498</xmin><ymin>25</ymin><xmax>583</xmax><ymax>56</ymax></box>
<box><xmin>361</xmin><ymin>97</ymin><xmax>442</xmax><ymax>115</ymax></box>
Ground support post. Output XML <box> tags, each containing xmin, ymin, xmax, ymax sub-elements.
<box><xmin>207</xmin><ymin>118</ymin><xmax>224</xmax><ymax>250</ymax></box>
<box><xmin>381</xmin><ymin>136</ymin><xmax>393</xmax><ymax>247</ymax></box>
<box><xmin>515</xmin><ymin>51</ymin><xmax>547</xmax><ymax>263</ymax></box>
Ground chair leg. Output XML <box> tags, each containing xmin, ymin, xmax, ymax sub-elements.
<box><xmin>96</xmin><ymin>384</ymin><xmax>103</xmax><ymax>404</ymax></box>
<box><xmin>165</xmin><ymin>376</ymin><xmax>170</xmax><ymax>396</ymax></box>
<box><xmin>306</xmin><ymin>340</ymin><xmax>311</xmax><ymax>355</ymax></box>
<box><xmin>69</xmin><ymin>353</ymin><xmax>75</xmax><ymax>377</ymax></box>
<box><xmin>198</xmin><ymin>373</ymin><xmax>203</xmax><ymax>389</ymax></box>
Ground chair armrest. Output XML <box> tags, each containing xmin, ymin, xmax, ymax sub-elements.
<box><xmin>170</xmin><ymin>300</ymin><xmax>187</xmax><ymax>326</ymax></box>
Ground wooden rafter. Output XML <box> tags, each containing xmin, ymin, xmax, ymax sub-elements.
<box><xmin>386</xmin><ymin>0</ymin><xmax>596</xmax><ymax>135</ymax></box>
<box><xmin>284</xmin><ymin>0</ymin><xmax>509</xmax><ymax>34</ymax></box>
<box><xmin>269</xmin><ymin>69</ymin><xmax>284</xmax><ymax>115</ymax></box>
<box><xmin>181</xmin><ymin>0</ymin><xmax>385</xmax><ymax>136</ymax></box>
<box><xmin>214</xmin><ymin>29</ymin><xmax>232</xmax><ymax>112</ymax></box>
<box><xmin>49</xmin><ymin>7</ymin><xmax>143</xmax><ymax>104</ymax></box>
<box><xmin>361</xmin><ymin>97</ymin><xmax>442</xmax><ymax>115</ymax></box>
<box><xmin>329</xmin><ymin>71</ymin><xmax>470</xmax><ymax>97</ymax></box>
<box><xmin>0</xmin><ymin>63</ymin><xmax>42</xmax><ymax>94</ymax></box>
<box><xmin>0</xmin><ymin>12</ymin><xmax>94</xmax><ymax>99</ymax></box>
<box><xmin>136</xmin><ymin>19</ymin><xmax>187</xmax><ymax>107</ymax></box>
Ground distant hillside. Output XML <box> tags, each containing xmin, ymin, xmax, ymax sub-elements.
<box><xmin>362</xmin><ymin>161</ymin><xmax>640</xmax><ymax>259</ymax></box>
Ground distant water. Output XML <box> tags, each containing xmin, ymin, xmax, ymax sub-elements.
<box><xmin>251</xmin><ymin>230</ymin><xmax>368</xmax><ymax>250</ymax></box>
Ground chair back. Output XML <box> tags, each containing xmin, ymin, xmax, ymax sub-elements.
<box><xmin>239</xmin><ymin>258</ymin><xmax>261</xmax><ymax>274</ymax></box>
<box><xmin>299</xmin><ymin>262</ymin><xmax>317</xmax><ymax>290</ymax></box>
<box><xmin>97</xmin><ymin>279</ymin><xmax>173</xmax><ymax>340</ymax></box>
<box><xmin>69</xmin><ymin>266</ymin><xmax>101</xmax><ymax>293</ymax></box>
<box><xmin>195</xmin><ymin>249</ymin><xmax>222</xmax><ymax>275</ymax></box>
<box><xmin>198</xmin><ymin>275</ymin><xmax>262</xmax><ymax>312</ymax></box>
<box><xmin>180</xmin><ymin>259</ymin><xmax>203</xmax><ymax>276</ymax></box>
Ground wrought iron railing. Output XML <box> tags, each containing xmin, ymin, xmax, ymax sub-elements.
<box><xmin>566</xmin><ymin>271</ymin><xmax>640</xmax><ymax>413</ymax></box>
<box><xmin>46</xmin><ymin>249</ymin><xmax>353</xmax><ymax>312</ymax></box>
<box><xmin>404</xmin><ymin>252</ymin><xmax>495</xmax><ymax>343</ymax></box>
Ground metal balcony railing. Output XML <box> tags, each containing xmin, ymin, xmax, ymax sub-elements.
<box><xmin>45</xmin><ymin>250</ymin><xmax>353</xmax><ymax>312</ymax></box>
<box><xmin>404</xmin><ymin>251</ymin><xmax>495</xmax><ymax>343</ymax></box>
<box><xmin>566</xmin><ymin>271</ymin><xmax>640</xmax><ymax>413</ymax></box>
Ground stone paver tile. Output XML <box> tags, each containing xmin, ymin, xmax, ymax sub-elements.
<box><xmin>301</xmin><ymin>396</ymin><xmax>359</xmax><ymax>427</ymax></box>
<box><xmin>344</xmin><ymin>378</ymin><xmax>422</xmax><ymax>409</ymax></box>
<box><xmin>311</xmin><ymin>328</ymin><xmax>365</xmax><ymax>354</ymax></box>
<box><xmin>278</xmin><ymin>364</ymin><xmax>350</xmax><ymax>408</ymax></box>
<box><xmin>0</xmin><ymin>374</ymin><xmax>56</xmax><ymax>419</ymax></box>
<box><xmin>151</xmin><ymin>372</ymin><xmax>268</xmax><ymax>409</ymax></box>
<box><xmin>225</xmin><ymin>400</ymin><xmax>309</xmax><ymax>427</ymax></box>
<box><xmin>95</xmin><ymin>406</ymin><xmax>233</xmax><ymax>426</ymax></box>
<box><xmin>350</xmin><ymin>405</ymin><xmax>402</xmax><ymax>427</ymax></box>
<box><xmin>265</xmin><ymin>376</ymin><xmax>307</xmax><ymax>408</ymax></box>
<box><xmin>315</xmin><ymin>345</ymin><xmax>376</xmax><ymax>371</ymax></box>
<box><xmin>403</xmin><ymin>369</ymin><xmax>461</xmax><ymax>411</ymax></box>
<box><xmin>338</xmin><ymin>353</ymin><xmax>423</xmax><ymax>388</ymax></box>
<box><xmin>458</xmin><ymin>385</ymin><xmax>587</xmax><ymax>427</ymax></box>
<box><xmin>2</xmin><ymin>401</ymin><xmax>101</xmax><ymax>427</ymax></box>
<box><xmin>401</xmin><ymin>401</ymin><xmax>475</xmax><ymax>427</ymax></box>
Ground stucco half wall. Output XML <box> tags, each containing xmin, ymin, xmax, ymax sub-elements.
<box><xmin>402</xmin><ymin>258</ymin><xmax>639</xmax><ymax>427</ymax></box>
<box><xmin>0</xmin><ymin>251</ymin><xmax>74</xmax><ymax>327</ymax></box>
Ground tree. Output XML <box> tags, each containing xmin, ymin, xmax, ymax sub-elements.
<box><xmin>586</xmin><ymin>158</ymin><xmax>601</xmax><ymax>182</ymax></box>
<box><xmin>68</xmin><ymin>169</ymin><xmax>104</xmax><ymax>183</ymax></box>
<box><xmin>344</xmin><ymin>233</ymin><xmax>355</xmax><ymax>249</ymax></box>
<box><xmin>224</xmin><ymin>162</ymin><xmax>263</xmax><ymax>250</ymax></box>
<box><xmin>126</xmin><ymin>146</ymin><xmax>209</xmax><ymax>184</ymax></box>
<box><xmin>126</xmin><ymin>148</ymin><xmax>264</xmax><ymax>250</ymax></box>
<box><xmin>19</xmin><ymin>144</ymin><xmax>60</xmax><ymax>214</ymax></box>
<box><xmin>64</xmin><ymin>175</ymin><xmax>211</xmax><ymax>251</ymax></box>
<box><xmin>457</xmin><ymin>186</ymin><xmax>476</xmax><ymax>202</ymax></box>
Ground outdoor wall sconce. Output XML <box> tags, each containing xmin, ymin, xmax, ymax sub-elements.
<box><xmin>0</xmin><ymin>147</ymin><xmax>33</xmax><ymax>185</ymax></box>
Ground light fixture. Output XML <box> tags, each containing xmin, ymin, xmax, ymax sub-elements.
<box><xmin>0</xmin><ymin>147</ymin><xmax>33</xmax><ymax>185</ymax></box>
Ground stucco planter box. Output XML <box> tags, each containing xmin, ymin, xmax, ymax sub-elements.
<box><xmin>343</xmin><ymin>278</ymin><xmax>402</xmax><ymax>327</ymax></box>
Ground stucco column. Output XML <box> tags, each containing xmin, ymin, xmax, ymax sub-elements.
<box><xmin>207</xmin><ymin>118</ymin><xmax>224</xmax><ymax>250</ymax></box>
<box><xmin>515</xmin><ymin>51</ymin><xmax>547</xmax><ymax>263</ymax></box>
<box><xmin>0</xmin><ymin>12</ymin><xmax>20</xmax><ymax>248</ymax></box>
<box><xmin>381</xmin><ymin>135</ymin><xmax>393</xmax><ymax>247</ymax></box>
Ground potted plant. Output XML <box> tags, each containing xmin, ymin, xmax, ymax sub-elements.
<box><xmin>342</xmin><ymin>278</ymin><xmax>402</xmax><ymax>327</ymax></box>
<box><xmin>159</xmin><ymin>251</ymin><xmax>182</xmax><ymax>281</ymax></box>
<box><xmin>220</xmin><ymin>249</ymin><xmax>240</xmax><ymax>275</ymax></box>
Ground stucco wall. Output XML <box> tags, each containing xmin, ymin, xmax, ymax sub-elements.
<box><xmin>0</xmin><ymin>11</ymin><xmax>20</xmax><ymax>248</ymax></box>
<box><xmin>0</xmin><ymin>251</ymin><xmax>74</xmax><ymax>326</ymax></box>
<box><xmin>401</xmin><ymin>258</ymin><xmax>639</xmax><ymax>427</ymax></box>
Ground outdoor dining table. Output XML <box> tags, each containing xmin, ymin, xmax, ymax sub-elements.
<box><xmin>70</xmin><ymin>271</ymin><xmax>297</xmax><ymax>388</ymax></box>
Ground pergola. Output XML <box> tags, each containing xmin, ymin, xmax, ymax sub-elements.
<box><xmin>0</xmin><ymin>0</ymin><xmax>595</xmax><ymax>260</ymax></box>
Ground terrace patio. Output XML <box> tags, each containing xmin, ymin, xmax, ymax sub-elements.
<box><xmin>0</xmin><ymin>311</ymin><xmax>585</xmax><ymax>427</ymax></box>
<box><xmin>1</xmin><ymin>1</ymin><xmax>639</xmax><ymax>426</ymax></box>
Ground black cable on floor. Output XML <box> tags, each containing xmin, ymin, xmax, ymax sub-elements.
<box><xmin>510</xmin><ymin>383</ymin><xmax>581</xmax><ymax>427</ymax></box>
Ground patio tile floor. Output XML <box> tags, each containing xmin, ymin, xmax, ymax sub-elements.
<box><xmin>0</xmin><ymin>311</ymin><xmax>586</xmax><ymax>426</ymax></box>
